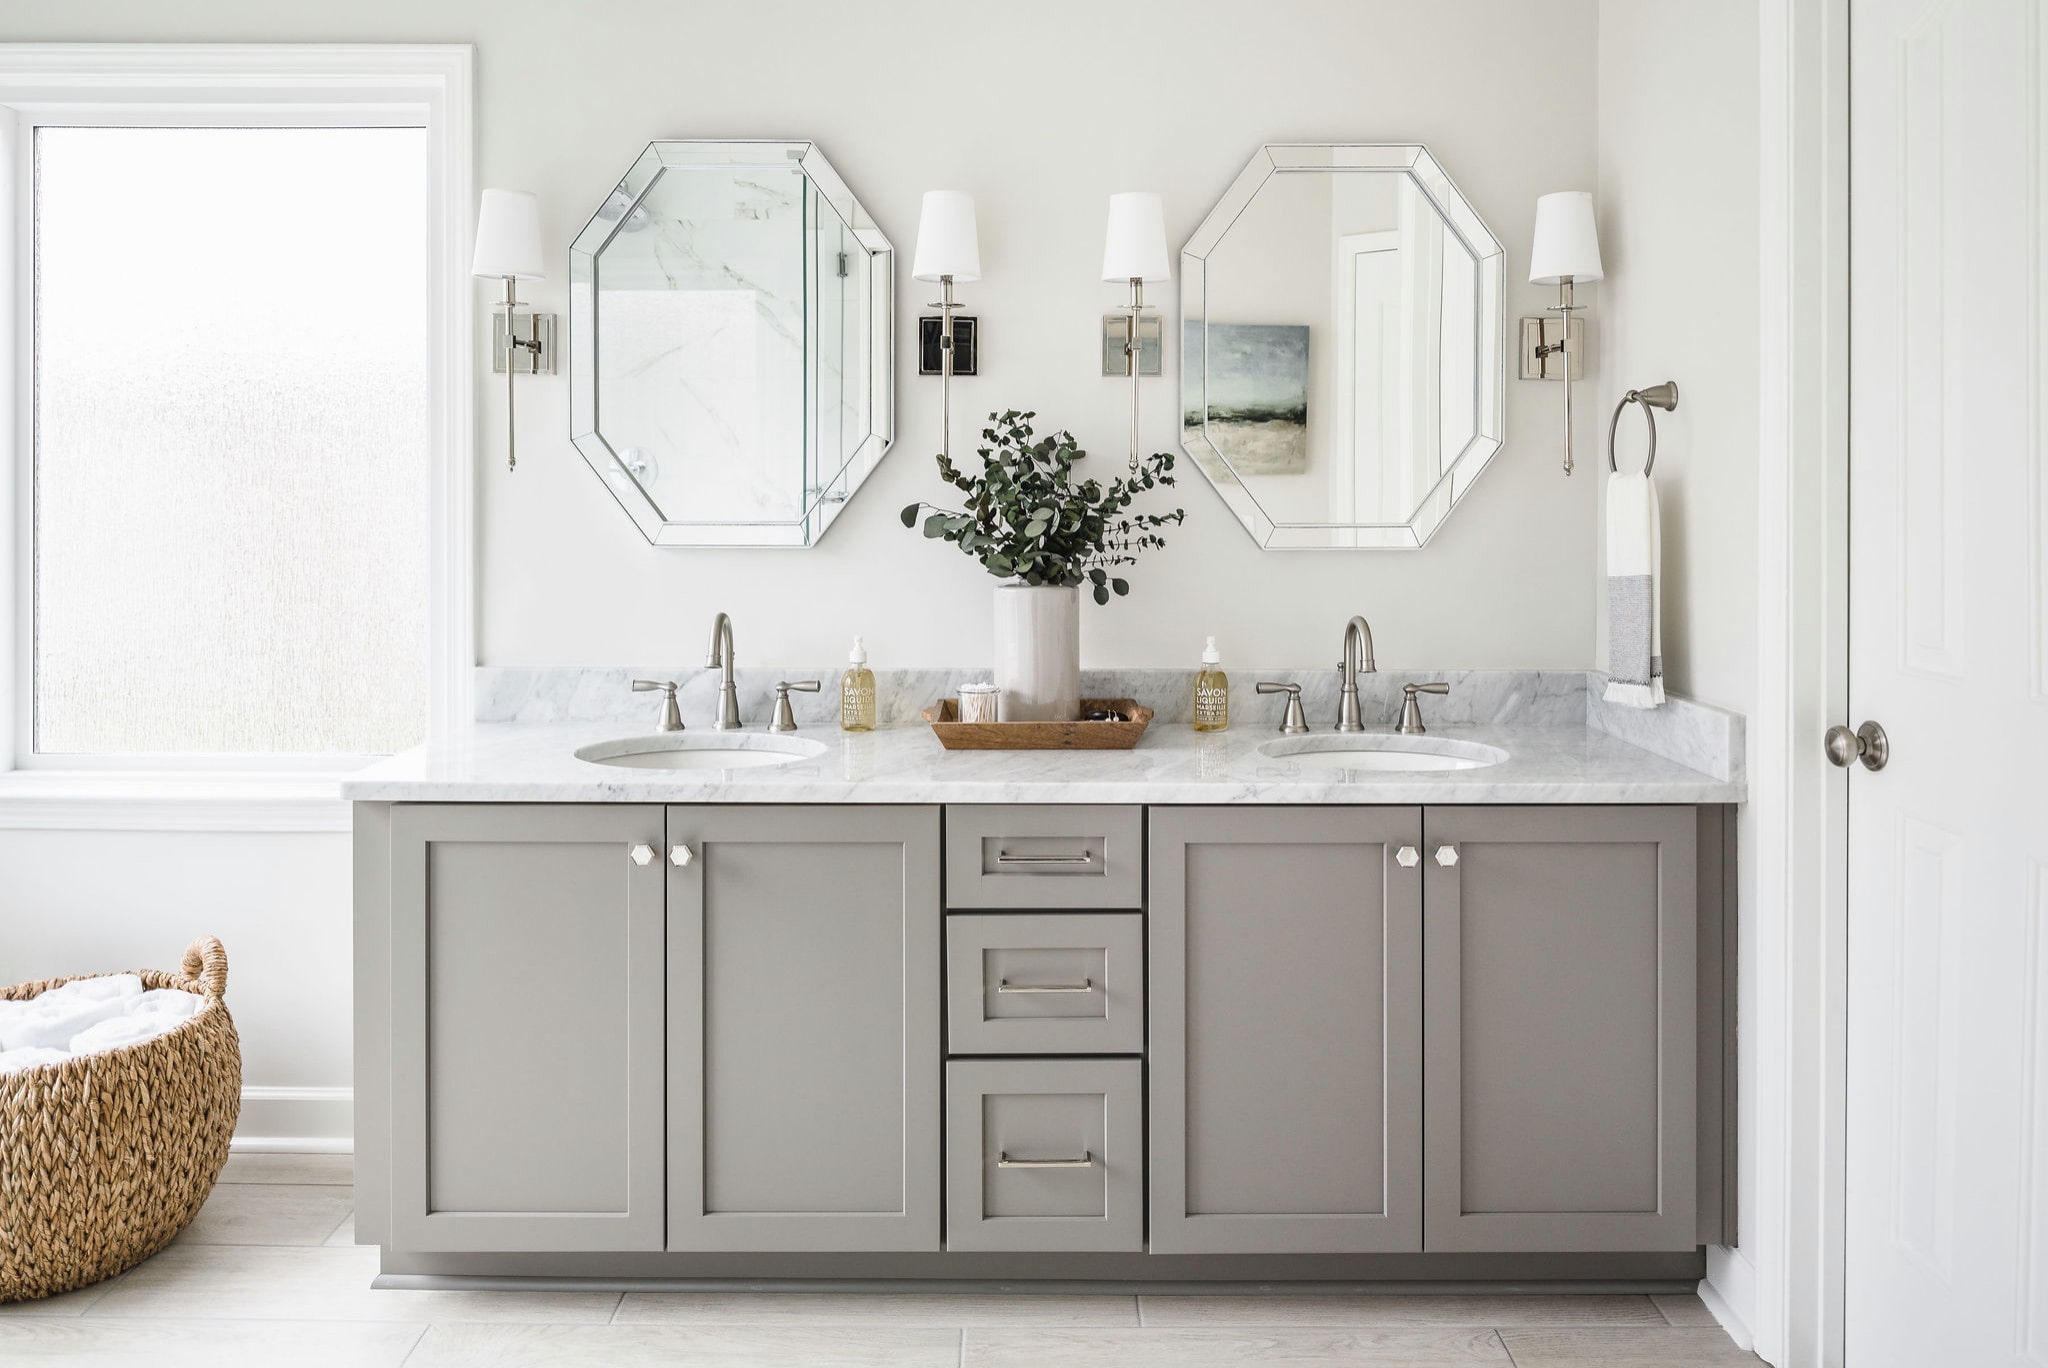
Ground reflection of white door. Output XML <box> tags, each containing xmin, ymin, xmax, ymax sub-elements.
<box><xmin>1335</xmin><ymin>230</ymin><xmax>1402</xmax><ymax>524</ymax></box>
<box><xmin>1845</xmin><ymin>2</ymin><xmax>2047</xmax><ymax>1365</ymax></box>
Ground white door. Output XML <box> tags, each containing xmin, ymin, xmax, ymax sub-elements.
<box><xmin>1846</xmin><ymin>2</ymin><xmax>2048</xmax><ymax>1365</ymax></box>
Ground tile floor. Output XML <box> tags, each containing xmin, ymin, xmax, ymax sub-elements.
<box><xmin>0</xmin><ymin>1154</ymin><xmax>1763</xmax><ymax>1367</ymax></box>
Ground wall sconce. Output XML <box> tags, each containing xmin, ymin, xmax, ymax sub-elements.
<box><xmin>1522</xmin><ymin>190</ymin><xmax>1604</xmax><ymax>475</ymax></box>
<box><xmin>472</xmin><ymin>188</ymin><xmax>555</xmax><ymax>473</ymax></box>
<box><xmin>1101</xmin><ymin>191</ymin><xmax>1171</xmax><ymax>471</ymax></box>
<box><xmin>912</xmin><ymin>191</ymin><xmax>980</xmax><ymax>460</ymax></box>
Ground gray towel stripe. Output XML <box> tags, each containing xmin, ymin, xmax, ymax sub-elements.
<box><xmin>1609</xmin><ymin>575</ymin><xmax>1656</xmax><ymax>687</ymax></box>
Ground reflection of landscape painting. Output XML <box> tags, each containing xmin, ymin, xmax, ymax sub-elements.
<box><xmin>1184</xmin><ymin>322</ymin><xmax>1309</xmax><ymax>475</ymax></box>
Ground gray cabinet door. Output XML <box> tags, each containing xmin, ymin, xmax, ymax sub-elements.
<box><xmin>1148</xmin><ymin>805</ymin><xmax>1423</xmax><ymax>1253</ymax></box>
<box><xmin>667</xmin><ymin>804</ymin><xmax>942</xmax><ymax>1252</ymax></box>
<box><xmin>389</xmin><ymin>803</ymin><xmax>667</xmax><ymax>1253</ymax></box>
<box><xmin>1422</xmin><ymin>805</ymin><xmax>1697</xmax><ymax>1252</ymax></box>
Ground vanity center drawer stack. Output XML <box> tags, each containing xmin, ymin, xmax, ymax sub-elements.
<box><xmin>942</xmin><ymin>805</ymin><xmax>1145</xmax><ymax>1252</ymax></box>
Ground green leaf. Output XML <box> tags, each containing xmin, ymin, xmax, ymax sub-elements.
<box><xmin>1093</xmin><ymin>584</ymin><xmax>1110</xmax><ymax>605</ymax></box>
<box><xmin>1112</xmin><ymin>578</ymin><xmax>1130</xmax><ymax>596</ymax></box>
<box><xmin>923</xmin><ymin>513</ymin><xmax>948</xmax><ymax>538</ymax></box>
<box><xmin>900</xmin><ymin>503</ymin><xmax>920</xmax><ymax>528</ymax></box>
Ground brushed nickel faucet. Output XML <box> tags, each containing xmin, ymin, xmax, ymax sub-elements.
<box><xmin>1397</xmin><ymin>681</ymin><xmax>1451</xmax><ymax>735</ymax></box>
<box><xmin>1336</xmin><ymin>615</ymin><xmax>1377</xmax><ymax>731</ymax></box>
<box><xmin>706</xmin><ymin>612</ymin><xmax>742</xmax><ymax>730</ymax></box>
<box><xmin>630</xmin><ymin>679</ymin><xmax>684</xmax><ymax>732</ymax></box>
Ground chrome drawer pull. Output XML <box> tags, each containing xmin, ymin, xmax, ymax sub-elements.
<box><xmin>997</xmin><ymin>1151</ymin><xmax>1094</xmax><ymax>1169</ymax></box>
<box><xmin>997</xmin><ymin>977</ymin><xmax>1095</xmax><ymax>994</ymax></box>
<box><xmin>995</xmin><ymin>851</ymin><xmax>1095</xmax><ymax>866</ymax></box>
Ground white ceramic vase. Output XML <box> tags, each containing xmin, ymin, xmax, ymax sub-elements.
<box><xmin>992</xmin><ymin>583</ymin><xmax>1081</xmax><ymax>722</ymax></box>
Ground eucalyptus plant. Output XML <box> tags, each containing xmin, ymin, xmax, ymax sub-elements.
<box><xmin>899</xmin><ymin>411</ymin><xmax>1185</xmax><ymax>605</ymax></box>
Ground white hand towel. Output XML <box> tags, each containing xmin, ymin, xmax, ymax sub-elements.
<box><xmin>0</xmin><ymin>994</ymin><xmax>132</xmax><ymax>1052</ymax></box>
<box><xmin>1604</xmin><ymin>470</ymin><xmax>1665</xmax><ymax>708</ymax></box>
<box><xmin>0</xmin><ymin>1046</ymin><xmax>74</xmax><ymax>1075</ymax></box>
<box><xmin>68</xmin><ymin>1012</ymin><xmax>184</xmax><ymax>1055</ymax></box>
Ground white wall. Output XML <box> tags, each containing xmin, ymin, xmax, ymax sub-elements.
<box><xmin>0</xmin><ymin>828</ymin><xmax>355</xmax><ymax>1146</ymax></box>
<box><xmin>7</xmin><ymin>0</ymin><xmax>1604</xmax><ymax>673</ymax></box>
<box><xmin>0</xmin><ymin>0</ymin><xmax>1611</xmax><ymax>1143</ymax></box>
<box><xmin>1597</xmin><ymin>0</ymin><xmax>1762</xmax><ymax>1340</ymax></box>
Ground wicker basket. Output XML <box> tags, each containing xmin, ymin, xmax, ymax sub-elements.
<box><xmin>0</xmin><ymin>937</ymin><xmax>241</xmax><ymax>1303</ymax></box>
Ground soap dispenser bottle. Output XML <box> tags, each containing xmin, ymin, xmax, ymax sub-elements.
<box><xmin>1193</xmin><ymin>636</ymin><xmax>1229</xmax><ymax>733</ymax></box>
<box><xmin>840</xmin><ymin>636</ymin><xmax>877</xmax><ymax>732</ymax></box>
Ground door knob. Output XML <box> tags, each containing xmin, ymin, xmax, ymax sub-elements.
<box><xmin>628</xmin><ymin>843</ymin><xmax>655</xmax><ymax>866</ymax></box>
<box><xmin>1824</xmin><ymin>721</ymin><xmax>1889</xmax><ymax>771</ymax></box>
<box><xmin>1434</xmin><ymin>844</ymin><xmax>1459</xmax><ymax>868</ymax></box>
<box><xmin>669</xmin><ymin>844</ymin><xmax>695</xmax><ymax>867</ymax></box>
<box><xmin>1395</xmin><ymin>845</ymin><xmax>1420</xmax><ymax>868</ymax></box>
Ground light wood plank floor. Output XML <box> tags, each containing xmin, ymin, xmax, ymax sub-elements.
<box><xmin>0</xmin><ymin>1156</ymin><xmax>1762</xmax><ymax>1367</ymax></box>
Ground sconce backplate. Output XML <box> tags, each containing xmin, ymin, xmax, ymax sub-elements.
<box><xmin>1100</xmin><ymin>314</ymin><xmax>1163</xmax><ymax>377</ymax></box>
<box><xmin>492</xmin><ymin>311</ymin><xmax>557</xmax><ymax>375</ymax></box>
<box><xmin>917</xmin><ymin>315</ymin><xmax>978</xmax><ymax>376</ymax></box>
<box><xmin>1518</xmin><ymin>316</ymin><xmax>1587</xmax><ymax>381</ymax></box>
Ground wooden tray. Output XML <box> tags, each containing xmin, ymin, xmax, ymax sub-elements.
<box><xmin>920</xmin><ymin>697</ymin><xmax>1154</xmax><ymax>751</ymax></box>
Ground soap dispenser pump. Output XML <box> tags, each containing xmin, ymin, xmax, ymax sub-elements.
<box><xmin>1193</xmin><ymin>636</ymin><xmax>1229</xmax><ymax>733</ymax></box>
<box><xmin>840</xmin><ymin>636</ymin><xmax>876</xmax><ymax>732</ymax></box>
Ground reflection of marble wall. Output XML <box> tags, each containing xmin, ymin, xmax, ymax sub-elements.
<box><xmin>596</xmin><ymin>169</ymin><xmax>807</xmax><ymax>522</ymax></box>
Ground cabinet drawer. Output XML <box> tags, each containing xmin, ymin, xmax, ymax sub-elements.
<box><xmin>944</xmin><ymin>805</ymin><xmax>1142</xmax><ymax>909</ymax></box>
<box><xmin>947</xmin><ymin>914</ymin><xmax>1143</xmax><ymax>1055</ymax></box>
<box><xmin>945</xmin><ymin>1058</ymin><xmax>1143</xmax><ymax>1252</ymax></box>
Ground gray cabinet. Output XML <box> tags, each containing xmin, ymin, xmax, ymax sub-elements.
<box><xmin>388</xmin><ymin>804</ymin><xmax>667</xmax><ymax>1252</ymax></box>
<box><xmin>666</xmin><ymin>804</ymin><xmax>942</xmax><ymax>1252</ymax></box>
<box><xmin>1147</xmin><ymin>806</ymin><xmax>1424</xmax><ymax>1253</ymax></box>
<box><xmin>1421</xmin><ymin>805</ymin><xmax>1698</xmax><ymax>1252</ymax></box>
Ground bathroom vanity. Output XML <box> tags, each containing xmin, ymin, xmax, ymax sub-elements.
<box><xmin>346</xmin><ymin>689</ymin><xmax>1739</xmax><ymax>1287</ymax></box>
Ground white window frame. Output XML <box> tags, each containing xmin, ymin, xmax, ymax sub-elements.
<box><xmin>0</xmin><ymin>45</ymin><xmax>473</xmax><ymax>830</ymax></box>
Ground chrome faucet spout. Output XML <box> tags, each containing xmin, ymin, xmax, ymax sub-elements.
<box><xmin>1337</xmin><ymin>615</ymin><xmax>1378</xmax><ymax>732</ymax></box>
<box><xmin>707</xmin><ymin>612</ymin><xmax>741</xmax><ymax>730</ymax></box>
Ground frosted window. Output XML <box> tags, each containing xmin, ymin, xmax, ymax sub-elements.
<box><xmin>32</xmin><ymin>127</ymin><xmax>429</xmax><ymax>756</ymax></box>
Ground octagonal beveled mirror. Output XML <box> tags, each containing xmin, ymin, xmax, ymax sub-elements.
<box><xmin>1181</xmin><ymin>145</ymin><xmax>1504</xmax><ymax>549</ymax></box>
<box><xmin>569</xmin><ymin>140</ymin><xmax>893</xmax><ymax>547</ymax></box>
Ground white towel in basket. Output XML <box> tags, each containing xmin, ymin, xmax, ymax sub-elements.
<box><xmin>0</xmin><ymin>1045</ymin><xmax>73</xmax><ymax>1075</ymax></box>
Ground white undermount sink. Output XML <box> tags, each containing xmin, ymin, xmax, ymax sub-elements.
<box><xmin>1256</xmin><ymin>733</ymin><xmax>1509</xmax><ymax>772</ymax></box>
<box><xmin>574</xmin><ymin>733</ymin><xmax>827</xmax><ymax>771</ymax></box>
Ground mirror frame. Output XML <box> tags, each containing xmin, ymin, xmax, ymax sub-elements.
<box><xmin>568</xmin><ymin>140</ymin><xmax>894</xmax><ymax>547</ymax></box>
<box><xmin>1180</xmin><ymin>144</ymin><xmax>1505</xmax><ymax>549</ymax></box>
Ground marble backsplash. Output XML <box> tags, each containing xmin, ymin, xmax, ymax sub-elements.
<box><xmin>476</xmin><ymin>666</ymin><xmax>1744</xmax><ymax>783</ymax></box>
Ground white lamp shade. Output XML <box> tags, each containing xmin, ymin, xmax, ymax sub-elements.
<box><xmin>472</xmin><ymin>188</ymin><xmax>545</xmax><ymax>281</ymax></box>
<box><xmin>912</xmin><ymin>191</ymin><xmax>980</xmax><ymax>282</ymax></box>
<box><xmin>1101</xmin><ymin>191</ymin><xmax>1170</xmax><ymax>283</ymax></box>
<box><xmin>1528</xmin><ymin>191</ymin><xmax>1603</xmax><ymax>284</ymax></box>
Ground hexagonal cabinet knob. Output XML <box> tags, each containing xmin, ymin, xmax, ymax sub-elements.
<box><xmin>1434</xmin><ymin>844</ymin><xmax>1460</xmax><ymax>868</ymax></box>
<box><xmin>628</xmin><ymin>843</ymin><xmax>655</xmax><ymax>866</ymax></box>
<box><xmin>1395</xmin><ymin>845</ymin><xmax>1421</xmax><ymax>868</ymax></box>
<box><xmin>669</xmin><ymin>844</ymin><xmax>696</xmax><ymax>867</ymax></box>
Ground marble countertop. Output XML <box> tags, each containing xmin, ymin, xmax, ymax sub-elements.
<box><xmin>342</xmin><ymin>717</ymin><xmax>1745</xmax><ymax>806</ymax></box>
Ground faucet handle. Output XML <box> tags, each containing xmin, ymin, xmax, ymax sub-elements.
<box><xmin>1398</xmin><ymin>681</ymin><xmax>1451</xmax><ymax>736</ymax></box>
<box><xmin>769</xmin><ymin>680</ymin><xmax>822</xmax><ymax>733</ymax></box>
<box><xmin>1256</xmin><ymin>681</ymin><xmax>1310</xmax><ymax>735</ymax></box>
<box><xmin>632</xmin><ymin>679</ymin><xmax>683</xmax><ymax>733</ymax></box>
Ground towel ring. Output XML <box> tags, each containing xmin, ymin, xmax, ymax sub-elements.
<box><xmin>1607</xmin><ymin>381</ymin><xmax>1680</xmax><ymax>476</ymax></box>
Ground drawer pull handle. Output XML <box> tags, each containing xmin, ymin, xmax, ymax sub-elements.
<box><xmin>997</xmin><ymin>1151</ymin><xmax>1094</xmax><ymax>1169</ymax></box>
<box><xmin>995</xmin><ymin>851</ymin><xmax>1095</xmax><ymax>866</ymax></box>
<box><xmin>997</xmin><ymin>977</ymin><xmax>1095</xmax><ymax>994</ymax></box>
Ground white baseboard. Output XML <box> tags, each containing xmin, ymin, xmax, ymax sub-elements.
<box><xmin>1701</xmin><ymin>1245</ymin><xmax>1759</xmax><ymax>1353</ymax></box>
<box><xmin>233</xmin><ymin>1084</ymin><xmax>353</xmax><ymax>1153</ymax></box>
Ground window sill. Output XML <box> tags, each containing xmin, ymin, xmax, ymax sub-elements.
<box><xmin>0</xmin><ymin>771</ymin><xmax>352</xmax><ymax>832</ymax></box>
